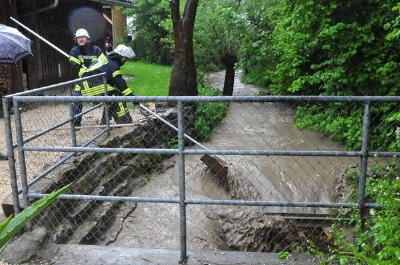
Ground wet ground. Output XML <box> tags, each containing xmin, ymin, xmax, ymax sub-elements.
<box><xmin>106</xmin><ymin>70</ymin><xmax>354</xmax><ymax>250</ymax></box>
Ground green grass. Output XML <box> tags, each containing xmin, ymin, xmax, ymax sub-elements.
<box><xmin>120</xmin><ymin>61</ymin><xmax>229</xmax><ymax>145</ymax></box>
<box><xmin>121</xmin><ymin>61</ymin><xmax>171</xmax><ymax>96</ymax></box>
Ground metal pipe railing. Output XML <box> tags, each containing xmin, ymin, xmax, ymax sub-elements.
<box><xmin>2</xmin><ymin>97</ymin><xmax>20</xmax><ymax>214</ymax></box>
<box><xmin>358</xmin><ymin>102</ymin><xmax>371</xmax><ymax>230</ymax></box>
<box><xmin>4</xmin><ymin>92</ymin><xmax>399</xmax><ymax>264</ymax></box>
<box><xmin>18</xmin><ymin>146</ymin><xmax>400</xmax><ymax>158</ymax></box>
<box><xmin>12</xmin><ymin>95</ymin><xmax>400</xmax><ymax>103</ymax></box>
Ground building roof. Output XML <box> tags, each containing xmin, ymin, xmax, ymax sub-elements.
<box><xmin>90</xmin><ymin>0</ymin><xmax>134</xmax><ymax>8</ymax></box>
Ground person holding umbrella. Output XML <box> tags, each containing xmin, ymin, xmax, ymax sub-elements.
<box><xmin>69</xmin><ymin>28</ymin><xmax>106</xmax><ymax>127</ymax></box>
<box><xmin>0</xmin><ymin>23</ymin><xmax>33</xmax><ymax>161</ymax></box>
<box><xmin>0</xmin><ymin>23</ymin><xmax>32</xmax><ymax>64</ymax></box>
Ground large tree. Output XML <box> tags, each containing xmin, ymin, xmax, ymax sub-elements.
<box><xmin>195</xmin><ymin>0</ymin><xmax>244</xmax><ymax>96</ymax></box>
<box><xmin>169</xmin><ymin>0</ymin><xmax>199</xmax><ymax>96</ymax></box>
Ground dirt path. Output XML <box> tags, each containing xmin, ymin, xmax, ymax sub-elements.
<box><xmin>107</xmin><ymin>71</ymin><xmax>355</xmax><ymax>250</ymax></box>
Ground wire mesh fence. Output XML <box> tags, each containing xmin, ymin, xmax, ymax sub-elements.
<box><xmin>2</xmin><ymin>83</ymin><xmax>400</xmax><ymax>262</ymax></box>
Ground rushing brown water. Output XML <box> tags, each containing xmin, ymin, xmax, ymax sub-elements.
<box><xmin>107</xmin><ymin>70</ymin><xmax>354</xmax><ymax>250</ymax></box>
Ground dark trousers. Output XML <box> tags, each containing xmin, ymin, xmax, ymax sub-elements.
<box><xmin>71</xmin><ymin>91</ymin><xmax>82</xmax><ymax>127</ymax></box>
<box><xmin>100</xmin><ymin>89</ymin><xmax>133</xmax><ymax>124</ymax></box>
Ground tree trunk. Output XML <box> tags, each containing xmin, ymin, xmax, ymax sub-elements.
<box><xmin>222</xmin><ymin>55</ymin><xmax>237</xmax><ymax>96</ymax></box>
<box><xmin>169</xmin><ymin>0</ymin><xmax>199</xmax><ymax>96</ymax></box>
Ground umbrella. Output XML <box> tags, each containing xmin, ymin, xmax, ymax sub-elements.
<box><xmin>0</xmin><ymin>23</ymin><xmax>32</xmax><ymax>64</ymax></box>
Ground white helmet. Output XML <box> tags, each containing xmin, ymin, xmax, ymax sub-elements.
<box><xmin>74</xmin><ymin>28</ymin><xmax>90</xmax><ymax>39</ymax></box>
<box><xmin>112</xmin><ymin>44</ymin><xmax>135</xmax><ymax>59</ymax></box>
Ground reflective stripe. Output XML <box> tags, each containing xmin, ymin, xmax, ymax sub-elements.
<box><xmin>78</xmin><ymin>53</ymin><xmax>108</xmax><ymax>77</ymax></box>
<box><xmin>78</xmin><ymin>55</ymin><xmax>97</xmax><ymax>60</ymax></box>
<box><xmin>78</xmin><ymin>68</ymin><xmax>87</xmax><ymax>78</ymax></box>
<box><xmin>69</xmin><ymin>56</ymin><xmax>81</xmax><ymax>65</ymax></box>
<box><xmin>82</xmin><ymin>81</ymin><xmax>90</xmax><ymax>91</ymax></box>
<box><xmin>81</xmin><ymin>84</ymin><xmax>116</xmax><ymax>96</ymax></box>
<box><xmin>98</xmin><ymin>53</ymin><xmax>108</xmax><ymax>64</ymax></box>
<box><xmin>84</xmin><ymin>53</ymin><xmax>108</xmax><ymax>73</ymax></box>
<box><xmin>112</xmin><ymin>70</ymin><xmax>121</xmax><ymax>77</ymax></box>
<box><xmin>116</xmin><ymin>103</ymin><xmax>128</xmax><ymax>116</ymax></box>
<box><xmin>122</xmin><ymin>88</ymin><xmax>133</xmax><ymax>96</ymax></box>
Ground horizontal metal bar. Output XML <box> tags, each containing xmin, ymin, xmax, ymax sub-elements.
<box><xmin>93</xmin><ymin>0</ymin><xmax>134</xmax><ymax>8</ymax></box>
<box><xmin>4</xmin><ymin>73</ymin><xmax>106</xmax><ymax>98</ymax></box>
<box><xmin>27</xmin><ymin>193</ymin><xmax>382</xmax><ymax>209</ymax></box>
<box><xmin>21</xmin><ymin>146</ymin><xmax>400</xmax><ymax>158</ymax></box>
<box><xmin>21</xmin><ymin>146</ymin><xmax>360</xmax><ymax>157</ymax></box>
<box><xmin>12</xmin><ymin>95</ymin><xmax>400</xmax><ymax>103</ymax></box>
<box><xmin>22</xmin><ymin>146</ymin><xmax>179</xmax><ymax>154</ymax></box>
<box><xmin>28</xmin><ymin>193</ymin><xmax>179</xmax><ymax>203</ymax></box>
<box><xmin>369</xmin><ymin>151</ymin><xmax>400</xmax><ymax>157</ymax></box>
<box><xmin>20</xmin><ymin>128</ymin><xmax>109</xmax><ymax>194</ymax></box>
<box><xmin>21</xmin><ymin>103</ymin><xmax>102</xmax><ymax>146</ymax></box>
<box><xmin>185</xmin><ymin>149</ymin><xmax>362</xmax><ymax>157</ymax></box>
<box><xmin>11</xmin><ymin>103</ymin><xmax>103</xmax><ymax>149</ymax></box>
<box><xmin>185</xmin><ymin>199</ymin><xmax>382</xmax><ymax>209</ymax></box>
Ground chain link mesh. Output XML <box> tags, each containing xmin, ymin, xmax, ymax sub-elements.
<box><xmin>2</xmin><ymin>86</ymin><xmax>399</xmax><ymax>255</ymax></box>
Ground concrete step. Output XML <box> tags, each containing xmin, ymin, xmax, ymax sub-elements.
<box><xmin>37</xmin><ymin>243</ymin><xmax>321</xmax><ymax>265</ymax></box>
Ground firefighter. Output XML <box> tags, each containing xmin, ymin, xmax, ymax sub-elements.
<box><xmin>69</xmin><ymin>28</ymin><xmax>106</xmax><ymax>126</ymax></box>
<box><xmin>104</xmin><ymin>36</ymin><xmax>113</xmax><ymax>53</ymax></box>
<box><xmin>78</xmin><ymin>44</ymin><xmax>136</xmax><ymax>124</ymax></box>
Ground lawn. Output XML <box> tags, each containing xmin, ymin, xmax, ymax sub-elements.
<box><xmin>121</xmin><ymin>61</ymin><xmax>171</xmax><ymax>96</ymax></box>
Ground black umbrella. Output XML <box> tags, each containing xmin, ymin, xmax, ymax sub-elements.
<box><xmin>0</xmin><ymin>23</ymin><xmax>32</xmax><ymax>64</ymax></box>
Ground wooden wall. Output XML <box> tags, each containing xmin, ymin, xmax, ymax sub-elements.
<box><xmin>2</xmin><ymin>0</ymin><xmax>127</xmax><ymax>96</ymax></box>
<box><xmin>112</xmin><ymin>6</ymin><xmax>127</xmax><ymax>44</ymax></box>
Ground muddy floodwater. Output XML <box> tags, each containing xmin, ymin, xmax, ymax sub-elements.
<box><xmin>107</xmin><ymin>71</ymin><xmax>354</xmax><ymax>250</ymax></box>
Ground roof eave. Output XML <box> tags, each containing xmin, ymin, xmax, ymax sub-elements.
<box><xmin>90</xmin><ymin>0</ymin><xmax>134</xmax><ymax>8</ymax></box>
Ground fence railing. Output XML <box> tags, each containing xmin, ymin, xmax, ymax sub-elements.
<box><xmin>2</xmin><ymin>80</ymin><xmax>400</xmax><ymax>262</ymax></box>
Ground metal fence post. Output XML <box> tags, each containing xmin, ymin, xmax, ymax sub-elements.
<box><xmin>177</xmin><ymin>101</ymin><xmax>188</xmax><ymax>263</ymax></box>
<box><xmin>358</xmin><ymin>101</ymin><xmax>371</xmax><ymax>230</ymax></box>
<box><xmin>12</xmin><ymin>98</ymin><xmax>31</xmax><ymax>229</ymax></box>
<box><xmin>2</xmin><ymin>97</ymin><xmax>21</xmax><ymax>214</ymax></box>
<box><xmin>103</xmin><ymin>75</ymin><xmax>110</xmax><ymax>134</ymax></box>
<box><xmin>69</xmin><ymin>85</ymin><xmax>77</xmax><ymax>147</ymax></box>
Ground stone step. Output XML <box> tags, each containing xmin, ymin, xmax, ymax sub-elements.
<box><xmin>67</xmin><ymin>166</ymin><xmax>132</xmax><ymax>225</ymax></box>
<box><xmin>66</xmin><ymin>178</ymin><xmax>132</xmax><ymax>244</ymax></box>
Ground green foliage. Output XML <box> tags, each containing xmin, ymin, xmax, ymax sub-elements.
<box><xmin>385</xmin><ymin>2</ymin><xmax>400</xmax><ymax>40</ymax></box>
<box><xmin>238</xmin><ymin>0</ymin><xmax>283</xmax><ymax>88</ymax></box>
<box><xmin>240</xmin><ymin>0</ymin><xmax>400</xmax><ymax>96</ymax></box>
<box><xmin>0</xmin><ymin>184</ymin><xmax>70</xmax><ymax>253</ymax></box>
<box><xmin>194</xmin><ymin>0</ymin><xmax>245</xmax><ymax>72</ymax></box>
<box><xmin>166</xmin><ymin>136</ymin><xmax>178</xmax><ymax>149</ymax></box>
<box><xmin>193</xmin><ymin>82</ymin><xmax>229</xmax><ymax>141</ymax></box>
<box><xmin>295</xmin><ymin>102</ymin><xmax>400</xmax><ymax>151</ymax></box>
<box><xmin>277</xmin><ymin>251</ymin><xmax>290</xmax><ymax>259</ymax></box>
<box><xmin>294</xmin><ymin>103</ymin><xmax>364</xmax><ymax>150</ymax></box>
<box><xmin>237</xmin><ymin>0</ymin><xmax>400</xmax><ymax>151</ymax></box>
<box><xmin>124</xmin><ymin>0</ymin><xmax>173</xmax><ymax>64</ymax></box>
<box><xmin>322</xmin><ymin>162</ymin><xmax>400</xmax><ymax>265</ymax></box>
